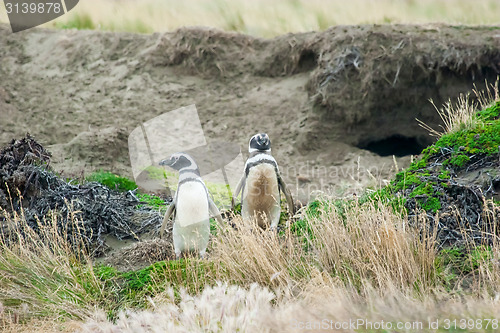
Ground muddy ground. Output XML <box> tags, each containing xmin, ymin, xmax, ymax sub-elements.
<box><xmin>1</xmin><ymin>24</ymin><xmax>500</xmax><ymax>269</ymax></box>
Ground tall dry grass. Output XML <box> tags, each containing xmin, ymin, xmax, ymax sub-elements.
<box><xmin>209</xmin><ymin>202</ymin><xmax>437</xmax><ymax>295</ymax></box>
<box><xmin>0</xmin><ymin>205</ymin><xmax>102</xmax><ymax>330</ymax></box>
<box><xmin>1</xmin><ymin>193</ymin><xmax>499</xmax><ymax>331</ymax></box>
<box><xmin>418</xmin><ymin>79</ymin><xmax>500</xmax><ymax>137</ymax></box>
<box><xmin>1</xmin><ymin>0</ymin><xmax>500</xmax><ymax>37</ymax></box>
<box><xmin>82</xmin><ymin>199</ymin><xmax>500</xmax><ymax>332</ymax></box>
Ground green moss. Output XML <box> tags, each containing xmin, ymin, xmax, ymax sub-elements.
<box><xmin>393</xmin><ymin>170</ymin><xmax>422</xmax><ymax>191</ymax></box>
<box><xmin>445</xmin><ymin>154</ymin><xmax>470</xmax><ymax>168</ymax></box>
<box><xmin>435</xmin><ymin>119</ymin><xmax>500</xmax><ymax>158</ymax></box>
<box><xmin>477</xmin><ymin>100</ymin><xmax>500</xmax><ymax>121</ymax></box>
<box><xmin>438</xmin><ymin>170</ymin><xmax>451</xmax><ymax>180</ymax></box>
<box><xmin>421</xmin><ymin>145</ymin><xmax>440</xmax><ymax>159</ymax></box>
<box><xmin>421</xmin><ymin>196</ymin><xmax>441</xmax><ymax>213</ymax></box>
<box><xmin>408</xmin><ymin>158</ymin><xmax>428</xmax><ymax>171</ymax></box>
<box><xmin>410</xmin><ymin>181</ymin><xmax>434</xmax><ymax>197</ymax></box>
<box><xmin>136</xmin><ymin>193</ymin><xmax>167</xmax><ymax>212</ymax></box>
<box><xmin>418</xmin><ymin>101</ymin><xmax>500</xmax><ymax>173</ymax></box>
<box><xmin>371</xmin><ymin>159</ymin><xmax>450</xmax><ymax>214</ymax></box>
<box><xmin>408</xmin><ymin>182</ymin><xmax>441</xmax><ymax>213</ymax></box>
<box><xmin>86</xmin><ymin>171</ymin><xmax>137</xmax><ymax>192</ymax></box>
<box><xmin>361</xmin><ymin>186</ymin><xmax>407</xmax><ymax>215</ymax></box>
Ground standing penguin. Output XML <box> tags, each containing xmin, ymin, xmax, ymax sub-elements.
<box><xmin>232</xmin><ymin>133</ymin><xmax>295</xmax><ymax>229</ymax></box>
<box><xmin>159</xmin><ymin>152</ymin><xmax>223</xmax><ymax>259</ymax></box>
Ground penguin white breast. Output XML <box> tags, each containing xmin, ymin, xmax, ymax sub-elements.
<box><xmin>175</xmin><ymin>182</ymin><xmax>209</xmax><ymax>228</ymax></box>
<box><xmin>243</xmin><ymin>164</ymin><xmax>280</xmax><ymax>214</ymax></box>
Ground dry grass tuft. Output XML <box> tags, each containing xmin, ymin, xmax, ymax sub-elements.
<box><xmin>83</xmin><ymin>283</ymin><xmax>275</xmax><ymax>332</ymax></box>
<box><xmin>418</xmin><ymin>94</ymin><xmax>478</xmax><ymax>137</ymax></box>
<box><xmin>1</xmin><ymin>195</ymin><xmax>500</xmax><ymax>331</ymax></box>
<box><xmin>418</xmin><ymin>79</ymin><xmax>500</xmax><ymax>137</ymax></box>
<box><xmin>209</xmin><ymin>202</ymin><xmax>437</xmax><ymax>296</ymax></box>
<box><xmin>0</xmin><ymin>207</ymin><xmax>102</xmax><ymax>322</ymax></box>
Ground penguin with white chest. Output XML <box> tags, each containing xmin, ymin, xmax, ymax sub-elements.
<box><xmin>232</xmin><ymin>133</ymin><xmax>295</xmax><ymax>229</ymax></box>
<box><xmin>159</xmin><ymin>152</ymin><xmax>223</xmax><ymax>259</ymax></box>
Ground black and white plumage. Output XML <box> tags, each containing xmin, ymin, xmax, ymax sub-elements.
<box><xmin>159</xmin><ymin>152</ymin><xmax>222</xmax><ymax>258</ymax></box>
<box><xmin>232</xmin><ymin>133</ymin><xmax>294</xmax><ymax>229</ymax></box>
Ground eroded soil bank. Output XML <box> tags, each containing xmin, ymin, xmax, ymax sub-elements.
<box><xmin>1</xmin><ymin>24</ymin><xmax>499</xmax><ymax>201</ymax></box>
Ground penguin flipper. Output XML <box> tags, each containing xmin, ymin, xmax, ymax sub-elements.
<box><xmin>231</xmin><ymin>173</ymin><xmax>246</xmax><ymax>210</ymax></box>
<box><xmin>208</xmin><ymin>197</ymin><xmax>224</xmax><ymax>225</ymax></box>
<box><xmin>278</xmin><ymin>174</ymin><xmax>295</xmax><ymax>217</ymax></box>
<box><xmin>160</xmin><ymin>202</ymin><xmax>176</xmax><ymax>239</ymax></box>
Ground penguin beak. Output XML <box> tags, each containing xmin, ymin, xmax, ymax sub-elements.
<box><xmin>159</xmin><ymin>158</ymin><xmax>173</xmax><ymax>166</ymax></box>
<box><xmin>258</xmin><ymin>134</ymin><xmax>269</xmax><ymax>145</ymax></box>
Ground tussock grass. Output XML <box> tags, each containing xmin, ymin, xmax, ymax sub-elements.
<box><xmin>210</xmin><ymin>202</ymin><xmax>437</xmax><ymax>295</ymax></box>
<box><xmin>1</xmin><ymin>0</ymin><xmax>500</xmax><ymax>37</ymax></box>
<box><xmin>425</xmin><ymin>94</ymin><xmax>479</xmax><ymax>137</ymax></box>
<box><xmin>81</xmin><ymin>199</ymin><xmax>500</xmax><ymax>331</ymax></box>
<box><xmin>0</xmin><ymin>208</ymin><xmax>100</xmax><ymax>324</ymax></box>
<box><xmin>1</xmin><ymin>194</ymin><xmax>500</xmax><ymax>331</ymax></box>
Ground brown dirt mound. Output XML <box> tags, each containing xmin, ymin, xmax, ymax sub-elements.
<box><xmin>1</xmin><ymin>24</ymin><xmax>499</xmax><ymax>198</ymax></box>
<box><xmin>99</xmin><ymin>238</ymin><xmax>175</xmax><ymax>271</ymax></box>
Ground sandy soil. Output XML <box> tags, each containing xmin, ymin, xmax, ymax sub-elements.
<box><xmin>0</xmin><ymin>23</ymin><xmax>499</xmax><ymax>201</ymax></box>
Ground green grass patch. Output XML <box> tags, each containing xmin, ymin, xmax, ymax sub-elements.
<box><xmin>206</xmin><ymin>181</ymin><xmax>232</xmax><ymax>208</ymax></box>
<box><xmin>435</xmin><ymin>245</ymin><xmax>493</xmax><ymax>289</ymax></box>
<box><xmin>136</xmin><ymin>193</ymin><xmax>167</xmax><ymax>211</ymax></box>
<box><xmin>435</xmin><ymin>101</ymin><xmax>500</xmax><ymax>158</ymax></box>
<box><xmin>86</xmin><ymin>171</ymin><xmax>138</xmax><ymax>192</ymax></box>
<box><xmin>91</xmin><ymin>259</ymin><xmax>219</xmax><ymax>317</ymax></box>
<box><xmin>54</xmin><ymin>13</ymin><xmax>95</xmax><ymax>30</ymax></box>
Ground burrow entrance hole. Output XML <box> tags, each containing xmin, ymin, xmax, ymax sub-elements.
<box><xmin>358</xmin><ymin>135</ymin><xmax>427</xmax><ymax>157</ymax></box>
<box><xmin>296</xmin><ymin>49</ymin><xmax>318</xmax><ymax>73</ymax></box>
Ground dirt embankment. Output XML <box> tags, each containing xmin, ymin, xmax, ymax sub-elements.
<box><xmin>0</xmin><ymin>24</ymin><xmax>499</xmax><ymax>200</ymax></box>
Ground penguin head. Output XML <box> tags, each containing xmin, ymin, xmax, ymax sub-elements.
<box><xmin>159</xmin><ymin>152</ymin><xmax>198</xmax><ymax>172</ymax></box>
<box><xmin>248</xmin><ymin>133</ymin><xmax>271</xmax><ymax>153</ymax></box>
